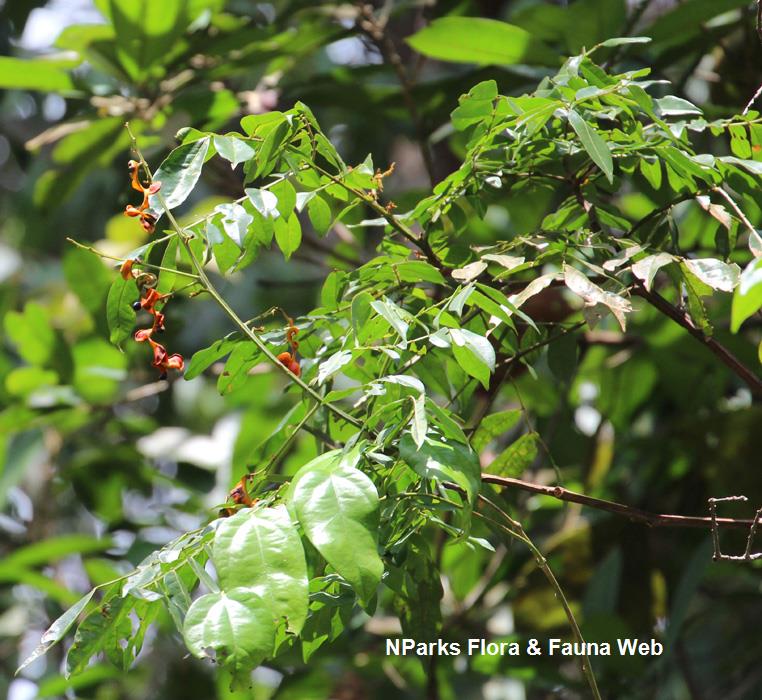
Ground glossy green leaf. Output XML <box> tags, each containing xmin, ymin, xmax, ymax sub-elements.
<box><xmin>214</xmin><ymin>203</ymin><xmax>252</xmax><ymax>247</ymax></box>
<box><xmin>449</xmin><ymin>328</ymin><xmax>495</xmax><ymax>389</ymax></box>
<box><xmin>66</xmin><ymin>595</ymin><xmax>141</xmax><ymax>677</ymax></box>
<box><xmin>213</xmin><ymin>505</ymin><xmax>308</xmax><ymax>634</ymax></box>
<box><xmin>214</xmin><ymin>135</ymin><xmax>255</xmax><ymax>168</ymax></box>
<box><xmin>149</xmin><ymin>137</ymin><xmax>211</xmax><ymax>218</ymax></box>
<box><xmin>245</xmin><ymin>188</ymin><xmax>280</xmax><ymax>218</ymax></box>
<box><xmin>288</xmin><ymin>451</ymin><xmax>383</xmax><ymax>605</ymax></box>
<box><xmin>371</xmin><ymin>299</ymin><xmax>410</xmax><ymax>345</ymax></box>
<box><xmin>317</xmin><ymin>350</ymin><xmax>352</xmax><ymax>385</ymax></box>
<box><xmin>183</xmin><ymin>588</ymin><xmax>276</xmax><ymax>671</ymax></box>
<box><xmin>271</xmin><ymin>179</ymin><xmax>296</xmax><ymax>216</ymax></box>
<box><xmin>256</xmin><ymin>117</ymin><xmax>290</xmax><ymax>176</ymax></box>
<box><xmin>217</xmin><ymin>342</ymin><xmax>262</xmax><ymax>395</ymax></box>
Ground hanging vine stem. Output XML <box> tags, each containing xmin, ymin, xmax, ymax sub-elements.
<box><xmin>123</xmin><ymin>123</ymin><xmax>366</xmax><ymax>432</ymax></box>
<box><xmin>473</xmin><ymin>493</ymin><xmax>602</xmax><ymax>700</ymax></box>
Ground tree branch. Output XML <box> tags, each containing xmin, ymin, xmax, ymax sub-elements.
<box><xmin>631</xmin><ymin>280</ymin><xmax>762</xmax><ymax>397</ymax></box>
<box><xmin>482</xmin><ymin>474</ymin><xmax>762</xmax><ymax>530</ymax></box>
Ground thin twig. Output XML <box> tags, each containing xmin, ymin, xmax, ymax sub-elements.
<box><xmin>474</xmin><ymin>494</ymin><xmax>602</xmax><ymax>700</ymax></box>
<box><xmin>66</xmin><ymin>237</ymin><xmax>199</xmax><ymax>279</ymax></box>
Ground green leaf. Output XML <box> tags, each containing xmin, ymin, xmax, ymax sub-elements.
<box><xmin>655</xmin><ymin>95</ymin><xmax>702</xmax><ymax>117</ymax></box>
<box><xmin>256</xmin><ymin>117</ymin><xmax>290</xmax><ymax>176</ymax></box>
<box><xmin>106</xmin><ymin>278</ymin><xmax>138</xmax><ymax>347</ymax></box>
<box><xmin>245</xmin><ymin>188</ymin><xmax>280</xmax><ymax>218</ymax></box>
<box><xmin>488</xmin><ymin>432</ymin><xmax>539</xmax><ymax>477</ymax></box>
<box><xmin>4</xmin><ymin>302</ymin><xmax>56</xmax><ymax>365</ymax></box>
<box><xmin>185</xmin><ymin>337</ymin><xmax>241</xmax><ymax>380</ymax></box>
<box><xmin>599</xmin><ymin>36</ymin><xmax>651</xmax><ymax>47</ymax></box>
<box><xmin>62</xmin><ymin>248</ymin><xmax>112</xmax><ymax>314</ymax></box>
<box><xmin>17</xmin><ymin>591</ymin><xmax>96</xmax><ymax>673</ymax></box>
<box><xmin>567</xmin><ymin>109</ymin><xmax>614</xmax><ymax>184</ymax></box>
<box><xmin>351</xmin><ymin>291</ymin><xmax>374</xmax><ymax>345</ymax></box>
<box><xmin>5</xmin><ymin>367</ymin><xmax>59</xmax><ymax>397</ymax></box>
<box><xmin>288</xmin><ymin>451</ymin><xmax>383</xmax><ymax>605</ymax></box>
<box><xmin>399</xmin><ymin>435</ymin><xmax>481</xmax><ymax>507</ymax></box>
<box><xmin>371</xmin><ymin>299</ymin><xmax>410</xmax><ymax>346</ymax></box>
<box><xmin>731</xmin><ymin>258</ymin><xmax>762</xmax><ymax>332</ymax></box>
<box><xmin>307</xmin><ymin>195</ymin><xmax>332</xmax><ymax>237</ymax></box>
<box><xmin>213</xmin><ymin>505</ymin><xmax>308</xmax><ymax>634</ymax></box>
<box><xmin>271</xmin><ymin>179</ymin><xmax>296</xmax><ymax>216</ymax></box>
<box><xmin>217</xmin><ymin>342</ymin><xmax>262</xmax><ymax>395</ymax></box>
<box><xmin>148</xmin><ymin>137</ymin><xmax>211</xmax><ymax>219</ymax></box>
<box><xmin>108</xmin><ymin>0</ymin><xmax>189</xmax><ymax>80</ymax></box>
<box><xmin>472</xmin><ymin>409</ymin><xmax>522</xmax><ymax>453</ymax></box>
<box><xmin>449</xmin><ymin>328</ymin><xmax>495</xmax><ymax>389</ymax></box>
<box><xmin>275</xmin><ymin>214</ymin><xmax>302</xmax><ymax>260</ymax></box>
<box><xmin>630</xmin><ymin>253</ymin><xmax>674</xmax><ymax>291</ymax></box>
<box><xmin>317</xmin><ymin>350</ymin><xmax>353</xmax><ymax>385</ymax></box>
<box><xmin>213</xmin><ymin>135</ymin><xmax>255</xmax><ymax>168</ymax></box>
<box><xmin>66</xmin><ymin>595</ymin><xmax>141</xmax><ymax>677</ymax></box>
<box><xmin>682</xmin><ymin>258</ymin><xmax>740</xmax><ymax>292</ymax></box>
<box><xmin>156</xmin><ymin>238</ymin><xmax>179</xmax><ymax>295</ymax></box>
<box><xmin>407</xmin><ymin>17</ymin><xmax>556</xmax><ymax>66</ymax></box>
<box><xmin>564</xmin><ymin>265</ymin><xmax>631</xmax><ymax>331</ymax></box>
<box><xmin>451</xmin><ymin>81</ymin><xmax>498</xmax><ymax>131</ymax></box>
<box><xmin>395</xmin><ymin>261</ymin><xmax>447</xmax><ymax>285</ymax></box>
<box><xmin>214</xmin><ymin>203</ymin><xmax>252</xmax><ymax>247</ymax></box>
<box><xmin>0</xmin><ymin>56</ymin><xmax>78</xmax><ymax>92</ymax></box>
<box><xmin>183</xmin><ymin>588</ymin><xmax>277</xmax><ymax>671</ymax></box>
<box><xmin>411</xmin><ymin>393</ymin><xmax>427</xmax><ymax>448</ymax></box>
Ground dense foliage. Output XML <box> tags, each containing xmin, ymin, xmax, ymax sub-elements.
<box><xmin>2</xmin><ymin>1</ymin><xmax>762</xmax><ymax>699</ymax></box>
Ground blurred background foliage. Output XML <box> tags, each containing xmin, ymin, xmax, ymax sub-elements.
<box><xmin>1</xmin><ymin>0</ymin><xmax>761</xmax><ymax>698</ymax></box>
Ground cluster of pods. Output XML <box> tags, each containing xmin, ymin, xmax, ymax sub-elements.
<box><xmin>120</xmin><ymin>260</ymin><xmax>184</xmax><ymax>380</ymax></box>
<box><xmin>124</xmin><ymin>160</ymin><xmax>160</xmax><ymax>234</ymax></box>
